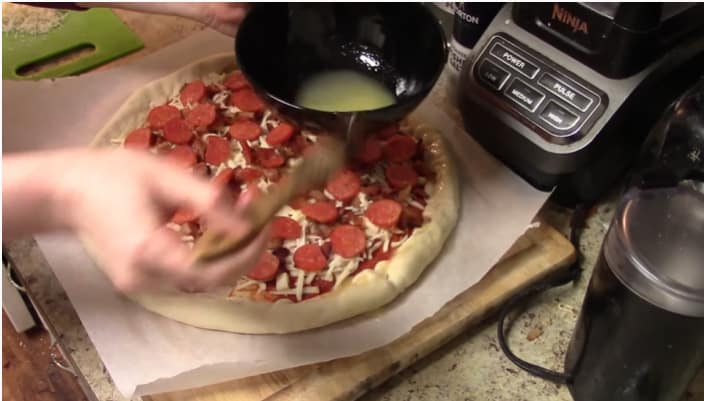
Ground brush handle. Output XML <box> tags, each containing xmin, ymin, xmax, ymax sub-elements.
<box><xmin>191</xmin><ymin>137</ymin><xmax>345</xmax><ymax>263</ymax></box>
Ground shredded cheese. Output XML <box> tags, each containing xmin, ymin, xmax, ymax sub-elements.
<box><xmin>301</xmin><ymin>130</ymin><xmax>318</xmax><ymax>143</ymax></box>
<box><xmin>305</xmin><ymin>272</ymin><xmax>317</xmax><ymax>285</ymax></box>
<box><xmin>257</xmin><ymin>136</ymin><xmax>273</xmax><ymax>149</ymax></box>
<box><xmin>294</xmin><ymin>269</ymin><xmax>306</xmax><ymax>300</ymax></box>
<box><xmin>362</xmin><ymin>217</ymin><xmax>392</xmax><ymax>253</ymax></box>
<box><xmin>213</xmin><ymin>90</ymin><xmax>244</xmax><ymax>116</ymax></box>
<box><xmin>275</xmin><ymin>273</ymin><xmax>290</xmax><ymax>291</ymax></box>
<box><xmin>212</xmin><ymin>91</ymin><xmax>230</xmax><ymax>108</ymax></box>
<box><xmin>168</xmin><ymin>96</ymin><xmax>185</xmax><ymax>111</ymax></box>
<box><xmin>287</xmin><ymin>157</ymin><xmax>303</xmax><ymax>167</ymax></box>
<box><xmin>407</xmin><ymin>199</ymin><xmax>425</xmax><ymax>210</ymax></box>
<box><xmin>202</xmin><ymin>72</ymin><xmax>225</xmax><ymax>86</ymax></box>
<box><xmin>270</xmin><ymin>287</ymin><xmax>320</xmax><ymax>296</ymax></box>
<box><xmin>235</xmin><ymin>278</ymin><xmax>266</xmax><ymax>293</ymax></box>
<box><xmin>2</xmin><ymin>3</ymin><xmax>66</xmax><ymax>35</ymax></box>
<box><xmin>225</xmin><ymin>141</ymin><xmax>248</xmax><ymax>169</ymax></box>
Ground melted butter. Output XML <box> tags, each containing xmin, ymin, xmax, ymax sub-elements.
<box><xmin>296</xmin><ymin>70</ymin><xmax>396</xmax><ymax>112</ymax></box>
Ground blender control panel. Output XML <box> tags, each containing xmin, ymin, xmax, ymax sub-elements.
<box><xmin>473</xmin><ymin>34</ymin><xmax>607</xmax><ymax>144</ymax></box>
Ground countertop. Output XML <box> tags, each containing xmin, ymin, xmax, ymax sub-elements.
<box><xmin>4</xmin><ymin>8</ymin><xmax>704</xmax><ymax>401</ymax></box>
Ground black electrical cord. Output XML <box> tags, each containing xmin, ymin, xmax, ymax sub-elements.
<box><xmin>495</xmin><ymin>204</ymin><xmax>587</xmax><ymax>384</ymax></box>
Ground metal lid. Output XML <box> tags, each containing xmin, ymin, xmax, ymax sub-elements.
<box><xmin>604</xmin><ymin>184</ymin><xmax>704</xmax><ymax>317</ymax></box>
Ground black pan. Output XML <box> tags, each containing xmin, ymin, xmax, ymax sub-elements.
<box><xmin>235</xmin><ymin>3</ymin><xmax>448</xmax><ymax>137</ymax></box>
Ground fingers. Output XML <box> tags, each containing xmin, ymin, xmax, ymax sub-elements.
<box><xmin>189</xmin><ymin>226</ymin><xmax>269</xmax><ymax>291</ymax></box>
<box><xmin>112</xmin><ymin>151</ymin><xmax>269</xmax><ymax>293</ymax></box>
<box><xmin>148</xmin><ymin>161</ymin><xmax>252</xmax><ymax>233</ymax></box>
<box><xmin>202</xmin><ymin>4</ymin><xmax>248</xmax><ymax>37</ymax></box>
<box><xmin>130</xmin><ymin>223</ymin><xmax>268</xmax><ymax>293</ymax></box>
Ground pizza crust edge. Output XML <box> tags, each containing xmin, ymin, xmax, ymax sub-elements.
<box><xmin>90</xmin><ymin>53</ymin><xmax>460</xmax><ymax>334</ymax></box>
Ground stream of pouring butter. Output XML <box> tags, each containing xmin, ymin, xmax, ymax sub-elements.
<box><xmin>295</xmin><ymin>69</ymin><xmax>397</xmax><ymax>153</ymax></box>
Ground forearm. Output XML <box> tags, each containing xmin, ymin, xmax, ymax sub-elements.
<box><xmin>2</xmin><ymin>151</ymin><xmax>76</xmax><ymax>239</ymax></box>
<box><xmin>76</xmin><ymin>2</ymin><xmax>204</xmax><ymax>20</ymax></box>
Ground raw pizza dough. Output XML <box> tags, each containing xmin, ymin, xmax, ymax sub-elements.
<box><xmin>91</xmin><ymin>53</ymin><xmax>460</xmax><ymax>334</ymax></box>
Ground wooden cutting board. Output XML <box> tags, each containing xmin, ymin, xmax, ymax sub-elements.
<box><xmin>146</xmin><ymin>223</ymin><xmax>575</xmax><ymax>401</ymax></box>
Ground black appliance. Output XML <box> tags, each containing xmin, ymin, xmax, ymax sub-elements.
<box><xmin>458</xmin><ymin>2</ymin><xmax>704</xmax><ymax>204</ymax></box>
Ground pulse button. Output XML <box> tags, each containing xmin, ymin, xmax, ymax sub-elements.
<box><xmin>540</xmin><ymin>101</ymin><xmax>579</xmax><ymax>133</ymax></box>
<box><xmin>504</xmin><ymin>79</ymin><xmax>544</xmax><ymax>112</ymax></box>
<box><xmin>538</xmin><ymin>73</ymin><xmax>593</xmax><ymax>111</ymax></box>
<box><xmin>477</xmin><ymin>60</ymin><xmax>510</xmax><ymax>91</ymax></box>
<box><xmin>490</xmin><ymin>43</ymin><xmax>539</xmax><ymax>78</ymax></box>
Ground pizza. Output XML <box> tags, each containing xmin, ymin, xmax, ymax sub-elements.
<box><xmin>91</xmin><ymin>53</ymin><xmax>459</xmax><ymax>334</ymax></box>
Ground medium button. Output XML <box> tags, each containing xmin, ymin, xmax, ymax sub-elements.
<box><xmin>538</xmin><ymin>73</ymin><xmax>593</xmax><ymax>111</ymax></box>
<box><xmin>540</xmin><ymin>101</ymin><xmax>580</xmax><ymax>132</ymax></box>
<box><xmin>504</xmin><ymin>79</ymin><xmax>544</xmax><ymax>112</ymax></box>
<box><xmin>477</xmin><ymin>59</ymin><xmax>510</xmax><ymax>91</ymax></box>
<box><xmin>490</xmin><ymin>43</ymin><xmax>539</xmax><ymax>78</ymax></box>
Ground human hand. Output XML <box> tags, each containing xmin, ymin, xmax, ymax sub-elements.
<box><xmin>49</xmin><ymin>149</ymin><xmax>266</xmax><ymax>293</ymax></box>
<box><xmin>189</xmin><ymin>3</ymin><xmax>249</xmax><ymax>37</ymax></box>
<box><xmin>79</xmin><ymin>3</ymin><xmax>249</xmax><ymax>37</ymax></box>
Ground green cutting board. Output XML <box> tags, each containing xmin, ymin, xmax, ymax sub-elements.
<box><xmin>3</xmin><ymin>8</ymin><xmax>143</xmax><ymax>80</ymax></box>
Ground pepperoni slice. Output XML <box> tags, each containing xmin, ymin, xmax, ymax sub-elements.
<box><xmin>180</xmin><ymin>80</ymin><xmax>206</xmax><ymax>105</ymax></box>
<box><xmin>358</xmin><ymin>249</ymin><xmax>393</xmax><ymax>271</ymax></box>
<box><xmin>330</xmin><ymin>225</ymin><xmax>366</xmax><ymax>258</ymax></box>
<box><xmin>235</xmin><ymin>167</ymin><xmax>262</xmax><ymax>182</ymax></box>
<box><xmin>212</xmin><ymin>168</ymin><xmax>235</xmax><ymax>187</ymax></box>
<box><xmin>238</xmin><ymin>139</ymin><xmax>254</xmax><ymax>164</ymax></box>
<box><xmin>293</xmin><ymin>244</ymin><xmax>328</xmax><ymax>271</ymax></box>
<box><xmin>162</xmin><ymin>118</ymin><xmax>194</xmax><ymax>145</ymax></box>
<box><xmin>326</xmin><ymin>169</ymin><xmax>361</xmax><ymax>202</ymax></box>
<box><xmin>171</xmin><ymin>208</ymin><xmax>198</xmax><ymax>224</ymax></box>
<box><xmin>385</xmin><ymin>164</ymin><xmax>418</xmax><ymax>189</ymax></box>
<box><xmin>256</xmin><ymin>148</ymin><xmax>286</xmax><ymax>168</ymax></box>
<box><xmin>399</xmin><ymin>205</ymin><xmax>424</xmax><ymax>229</ymax></box>
<box><xmin>288</xmin><ymin>196</ymin><xmax>310</xmax><ymax>210</ymax></box>
<box><xmin>230</xmin><ymin>89</ymin><xmax>266</xmax><ymax>113</ymax></box>
<box><xmin>247</xmin><ymin>251</ymin><xmax>280</xmax><ymax>281</ymax></box>
<box><xmin>271</xmin><ymin>216</ymin><xmax>302</xmax><ymax>240</ymax></box>
<box><xmin>266</xmin><ymin>122</ymin><xmax>296</xmax><ymax>146</ymax></box>
<box><xmin>123</xmin><ymin>128</ymin><xmax>153</xmax><ymax>150</ymax></box>
<box><xmin>166</xmin><ymin>145</ymin><xmax>198</xmax><ymax>168</ymax></box>
<box><xmin>302</xmin><ymin>201</ymin><xmax>338</xmax><ymax>223</ymax></box>
<box><xmin>312</xmin><ymin>277</ymin><xmax>335</xmax><ymax>293</ymax></box>
<box><xmin>383</xmin><ymin>134</ymin><xmax>417</xmax><ymax>163</ymax></box>
<box><xmin>377</xmin><ymin>124</ymin><xmax>399</xmax><ymax>139</ymax></box>
<box><xmin>186</xmin><ymin>103</ymin><xmax>216</xmax><ymax>129</ymax></box>
<box><xmin>361</xmin><ymin>184</ymin><xmax>381</xmax><ymax>197</ymax></box>
<box><xmin>365</xmin><ymin>199</ymin><xmax>403</xmax><ymax>229</ymax></box>
<box><xmin>223</xmin><ymin>71</ymin><xmax>250</xmax><ymax>91</ymax></box>
<box><xmin>204</xmin><ymin>136</ymin><xmax>231</xmax><ymax>165</ymax></box>
<box><xmin>356</xmin><ymin>137</ymin><xmax>383</xmax><ymax>164</ymax></box>
<box><xmin>229</xmin><ymin>119</ymin><xmax>262</xmax><ymax>141</ymax></box>
<box><xmin>148</xmin><ymin>105</ymin><xmax>180</xmax><ymax>129</ymax></box>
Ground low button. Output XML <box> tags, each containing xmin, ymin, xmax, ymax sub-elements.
<box><xmin>477</xmin><ymin>60</ymin><xmax>510</xmax><ymax>91</ymax></box>
<box><xmin>540</xmin><ymin>101</ymin><xmax>580</xmax><ymax>132</ymax></box>
<box><xmin>539</xmin><ymin>73</ymin><xmax>593</xmax><ymax>111</ymax></box>
<box><xmin>504</xmin><ymin>79</ymin><xmax>545</xmax><ymax>112</ymax></box>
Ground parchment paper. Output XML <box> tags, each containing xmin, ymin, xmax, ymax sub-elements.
<box><xmin>2</xmin><ymin>30</ymin><xmax>550</xmax><ymax>397</ymax></box>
